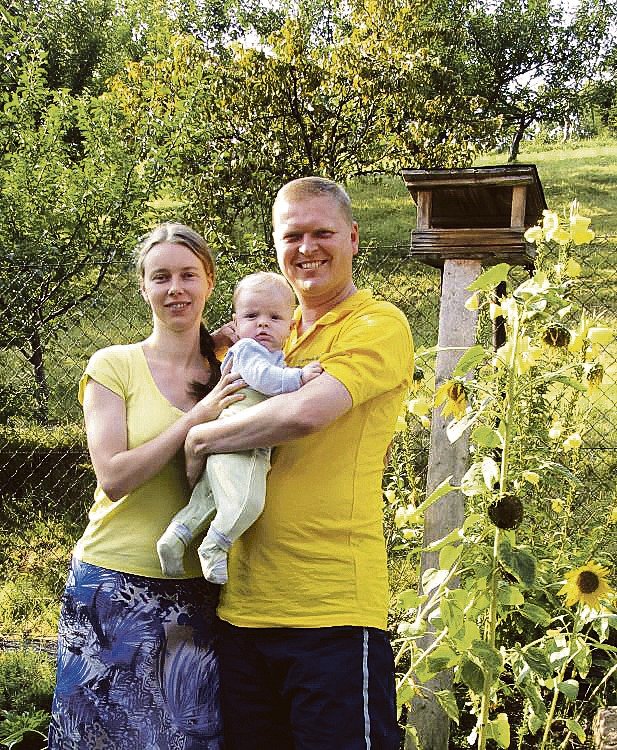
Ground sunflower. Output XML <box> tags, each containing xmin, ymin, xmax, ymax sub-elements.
<box><xmin>558</xmin><ymin>561</ymin><xmax>613</xmax><ymax>609</ymax></box>
<box><xmin>488</xmin><ymin>494</ymin><xmax>524</xmax><ymax>529</ymax></box>
<box><xmin>543</xmin><ymin>324</ymin><xmax>571</xmax><ymax>348</ymax></box>
<box><xmin>434</xmin><ymin>380</ymin><xmax>467</xmax><ymax>420</ymax></box>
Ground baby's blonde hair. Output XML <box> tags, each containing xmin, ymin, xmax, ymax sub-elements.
<box><xmin>232</xmin><ymin>272</ymin><xmax>296</xmax><ymax>310</ymax></box>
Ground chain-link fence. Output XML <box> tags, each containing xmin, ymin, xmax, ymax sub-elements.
<box><xmin>0</xmin><ymin>235</ymin><xmax>616</xmax><ymax>647</ymax></box>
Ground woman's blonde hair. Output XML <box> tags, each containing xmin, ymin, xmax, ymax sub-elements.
<box><xmin>135</xmin><ymin>222</ymin><xmax>215</xmax><ymax>282</ymax></box>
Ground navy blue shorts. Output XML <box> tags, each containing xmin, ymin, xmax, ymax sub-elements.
<box><xmin>217</xmin><ymin>622</ymin><xmax>402</xmax><ymax>750</ymax></box>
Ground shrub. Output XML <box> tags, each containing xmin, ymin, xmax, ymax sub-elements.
<box><xmin>0</xmin><ymin>651</ymin><xmax>55</xmax><ymax>714</ymax></box>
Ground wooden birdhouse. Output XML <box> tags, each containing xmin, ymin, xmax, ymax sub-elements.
<box><xmin>401</xmin><ymin>165</ymin><xmax>547</xmax><ymax>269</ymax></box>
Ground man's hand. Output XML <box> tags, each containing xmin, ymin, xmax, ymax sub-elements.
<box><xmin>185</xmin><ymin>431</ymin><xmax>207</xmax><ymax>488</ymax></box>
<box><xmin>300</xmin><ymin>361</ymin><xmax>323</xmax><ymax>385</ymax></box>
<box><xmin>211</xmin><ymin>321</ymin><xmax>238</xmax><ymax>350</ymax></box>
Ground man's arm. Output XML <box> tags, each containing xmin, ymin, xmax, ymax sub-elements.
<box><xmin>185</xmin><ymin>371</ymin><xmax>351</xmax><ymax>473</ymax></box>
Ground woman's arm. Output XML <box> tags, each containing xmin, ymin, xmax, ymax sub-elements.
<box><xmin>83</xmin><ymin>372</ymin><xmax>244</xmax><ymax>500</ymax></box>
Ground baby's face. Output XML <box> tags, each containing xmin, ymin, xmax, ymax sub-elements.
<box><xmin>233</xmin><ymin>285</ymin><xmax>294</xmax><ymax>352</ymax></box>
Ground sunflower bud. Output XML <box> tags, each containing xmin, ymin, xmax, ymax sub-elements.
<box><xmin>543</xmin><ymin>324</ymin><xmax>571</xmax><ymax>348</ymax></box>
<box><xmin>488</xmin><ymin>494</ymin><xmax>524</xmax><ymax>529</ymax></box>
<box><xmin>410</xmin><ymin>366</ymin><xmax>425</xmax><ymax>393</ymax></box>
<box><xmin>585</xmin><ymin>363</ymin><xmax>604</xmax><ymax>394</ymax></box>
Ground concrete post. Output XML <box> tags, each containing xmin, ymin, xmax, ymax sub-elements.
<box><xmin>405</xmin><ymin>259</ymin><xmax>481</xmax><ymax>750</ymax></box>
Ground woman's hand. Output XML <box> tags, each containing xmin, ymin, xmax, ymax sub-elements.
<box><xmin>189</xmin><ymin>369</ymin><xmax>245</xmax><ymax>426</ymax></box>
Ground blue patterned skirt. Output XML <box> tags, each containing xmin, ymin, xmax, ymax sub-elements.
<box><xmin>49</xmin><ymin>558</ymin><xmax>223</xmax><ymax>749</ymax></box>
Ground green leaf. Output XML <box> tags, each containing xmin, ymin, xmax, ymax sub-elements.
<box><xmin>425</xmin><ymin>527</ymin><xmax>463</xmax><ymax>552</ymax></box>
<box><xmin>529</xmin><ymin>712</ymin><xmax>544</xmax><ymax>734</ymax></box>
<box><xmin>524</xmin><ymin>647</ymin><xmax>553</xmax><ymax>678</ymax></box>
<box><xmin>440</xmin><ymin>596</ymin><xmax>464</xmax><ymax>633</ymax></box>
<box><xmin>427</xmin><ymin>644</ymin><xmax>458</xmax><ymax>673</ymax></box>
<box><xmin>485</xmin><ymin>712</ymin><xmax>511</xmax><ymax>748</ymax></box>
<box><xmin>452</xmin><ymin>345</ymin><xmax>487</xmax><ymax>377</ymax></box>
<box><xmin>546</xmin><ymin>374</ymin><xmax>587</xmax><ymax>392</ymax></box>
<box><xmin>557</xmin><ymin>679</ymin><xmax>579</xmax><ymax>700</ymax></box>
<box><xmin>459</xmin><ymin>657</ymin><xmax>484</xmax><ymax>694</ymax></box>
<box><xmin>497</xmin><ymin>584</ymin><xmax>525</xmax><ymax>606</ymax></box>
<box><xmin>434</xmin><ymin>689</ymin><xmax>460</xmax><ymax>724</ymax></box>
<box><xmin>572</xmin><ymin>636</ymin><xmax>592</xmax><ymax>678</ymax></box>
<box><xmin>467</xmin><ymin>263</ymin><xmax>511</xmax><ymax>291</ymax></box>
<box><xmin>498</xmin><ymin>539</ymin><xmax>537</xmax><ymax>587</ymax></box>
<box><xmin>481</xmin><ymin>456</ymin><xmax>500</xmax><ymax>490</ymax></box>
<box><xmin>396</xmin><ymin>680</ymin><xmax>416</xmax><ymax>712</ymax></box>
<box><xmin>398</xmin><ymin>589</ymin><xmax>422</xmax><ymax>610</ymax></box>
<box><xmin>472</xmin><ymin>425</ymin><xmax>503</xmax><ymax>449</ymax></box>
<box><xmin>405</xmin><ymin>477</ymin><xmax>457</xmax><ymax>523</ymax></box>
<box><xmin>469</xmin><ymin>640</ymin><xmax>503</xmax><ymax>679</ymax></box>
<box><xmin>446</xmin><ymin>411</ymin><xmax>478</xmax><ymax>443</ymax></box>
<box><xmin>439</xmin><ymin>544</ymin><xmax>462</xmax><ymax>570</ymax></box>
<box><xmin>564</xmin><ymin>719</ymin><xmax>586</xmax><ymax>743</ymax></box>
<box><xmin>520</xmin><ymin>603</ymin><xmax>552</xmax><ymax>627</ymax></box>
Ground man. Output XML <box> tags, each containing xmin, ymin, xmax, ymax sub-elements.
<box><xmin>185</xmin><ymin>177</ymin><xmax>413</xmax><ymax>749</ymax></box>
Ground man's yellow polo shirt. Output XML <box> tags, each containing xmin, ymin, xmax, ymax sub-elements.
<box><xmin>218</xmin><ymin>290</ymin><xmax>414</xmax><ymax>630</ymax></box>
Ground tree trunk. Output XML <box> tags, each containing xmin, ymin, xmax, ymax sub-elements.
<box><xmin>29</xmin><ymin>326</ymin><xmax>49</xmax><ymax>425</ymax></box>
<box><xmin>508</xmin><ymin>118</ymin><xmax>527</xmax><ymax>162</ymax></box>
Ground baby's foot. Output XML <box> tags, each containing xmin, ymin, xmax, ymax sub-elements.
<box><xmin>198</xmin><ymin>539</ymin><xmax>229</xmax><ymax>585</ymax></box>
<box><xmin>157</xmin><ymin>523</ymin><xmax>192</xmax><ymax>577</ymax></box>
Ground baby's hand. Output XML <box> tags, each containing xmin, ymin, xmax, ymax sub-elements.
<box><xmin>300</xmin><ymin>361</ymin><xmax>323</xmax><ymax>385</ymax></box>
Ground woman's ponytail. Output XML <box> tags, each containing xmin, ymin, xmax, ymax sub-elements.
<box><xmin>189</xmin><ymin>324</ymin><xmax>222</xmax><ymax>400</ymax></box>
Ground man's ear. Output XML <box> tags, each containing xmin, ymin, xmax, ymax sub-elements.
<box><xmin>351</xmin><ymin>221</ymin><xmax>359</xmax><ymax>256</ymax></box>
<box><xmin>140</xmin><ymin>283</ymin><xmax>148</xmax><ymax>303</ymax></box>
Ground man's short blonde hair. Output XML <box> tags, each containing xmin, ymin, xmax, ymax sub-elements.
<box><xmin>272</xmin><ymin>177</ymin><xmax>353</xmax><ymax>227</ymax></box>
<box><xmin>232</xmin><ymin>272</ymin><xmax>296</xmax><ymax>310</ymax></box>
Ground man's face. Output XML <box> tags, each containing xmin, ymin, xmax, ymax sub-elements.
<box><xmin>273</xmin><ymin>195</ymin><xmax>359</xmax><ymax>307</ymax></box>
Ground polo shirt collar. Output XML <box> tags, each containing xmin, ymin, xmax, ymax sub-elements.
<box><xmin>287</xmin><ymin>289</ymin><xmax>373</xmax><ymax>350</ymax></box>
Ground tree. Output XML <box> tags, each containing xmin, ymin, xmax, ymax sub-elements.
<box><xmin>464</xmin><ymin>0</ymin><xmax>615</xmax><ymax>160</ymax></box>
<box><xmin>0</xmin><ymin>35</ymin><xmax>152</xmax><ymax>422</ymax></box>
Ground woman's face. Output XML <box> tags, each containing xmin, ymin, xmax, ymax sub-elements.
<box><xmin>140</xmin><ymin>242</ymin><xmax>213</xmax><ymax>332</ymax></box>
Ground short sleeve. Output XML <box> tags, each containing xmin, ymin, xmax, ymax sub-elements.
<box><xmin>78</xmin><ymin>346</ymin><xmax>130</xmax><ymax>405</ymax></box>
<box><xmin>320</xmin><ymin>305</ymin><xmax>413</xmax><ymax>406</ymax></box>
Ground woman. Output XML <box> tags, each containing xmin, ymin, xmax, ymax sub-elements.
<box><xmin>49</xmin><ymin>223</ymin><xmax>242</xmax><ymax>750</ymax></box>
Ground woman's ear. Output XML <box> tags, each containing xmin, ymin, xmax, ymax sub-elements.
<box><xmin>140</xmin><ymin>282</ymin><xmax>148</xmax><ymax>304</ymax></box>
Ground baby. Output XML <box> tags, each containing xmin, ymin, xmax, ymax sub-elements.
<box><xmin>157</xmin><ymin>271</ymin><xmax>322</xmax><ymax>583</ymax></box>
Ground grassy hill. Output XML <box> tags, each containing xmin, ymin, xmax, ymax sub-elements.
<box><xmin>347</xmin><ymin>136</ymin><xmax>617</xmax><ymax>246</ymax></box>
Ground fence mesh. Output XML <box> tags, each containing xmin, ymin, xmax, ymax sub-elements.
<box><xmin>0</xmin><ymin>235</ymin><xmax>616</xmax><ymax>645</ymax></box>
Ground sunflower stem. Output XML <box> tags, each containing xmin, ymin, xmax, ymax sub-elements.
<box><xmin>539</xmin><ymin>662</ymin><xmax>568</xmax><ymax>750</ymax></box>
<box><xmin>477</xmin><ymin>528</ymin><xmax>502</xmax><ymax>750</ymax></box>
<box><xmin>477</xmin><ymin>311</ymin><xmax>520</xmax><ymax>750</ymax></box>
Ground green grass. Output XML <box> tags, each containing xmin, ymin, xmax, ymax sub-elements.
<box><xmin>476</xmin><ymin>138</ymin><xmax>617</xmax><ymax>234</ymax></box>
<box><xmin>347</xmin><ymin>136</ymin><xmax>617</xmax><ymax>242</ymax></box>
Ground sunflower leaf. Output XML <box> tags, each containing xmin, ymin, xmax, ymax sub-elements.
<box><xmin>452</xmin><ymin>345</ymin><xmax>487</xmax><ymax>377</ymax></box>
<box><xmin>467</xmin><ymin>263</ymin><xmax>511</xmax><ymax>292</ymax></box>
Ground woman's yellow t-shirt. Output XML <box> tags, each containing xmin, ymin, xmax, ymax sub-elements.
<box><xmin>74</xmin><ymin>343</ymin><xmax>203</xmax><ymax>578</ymax></box>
